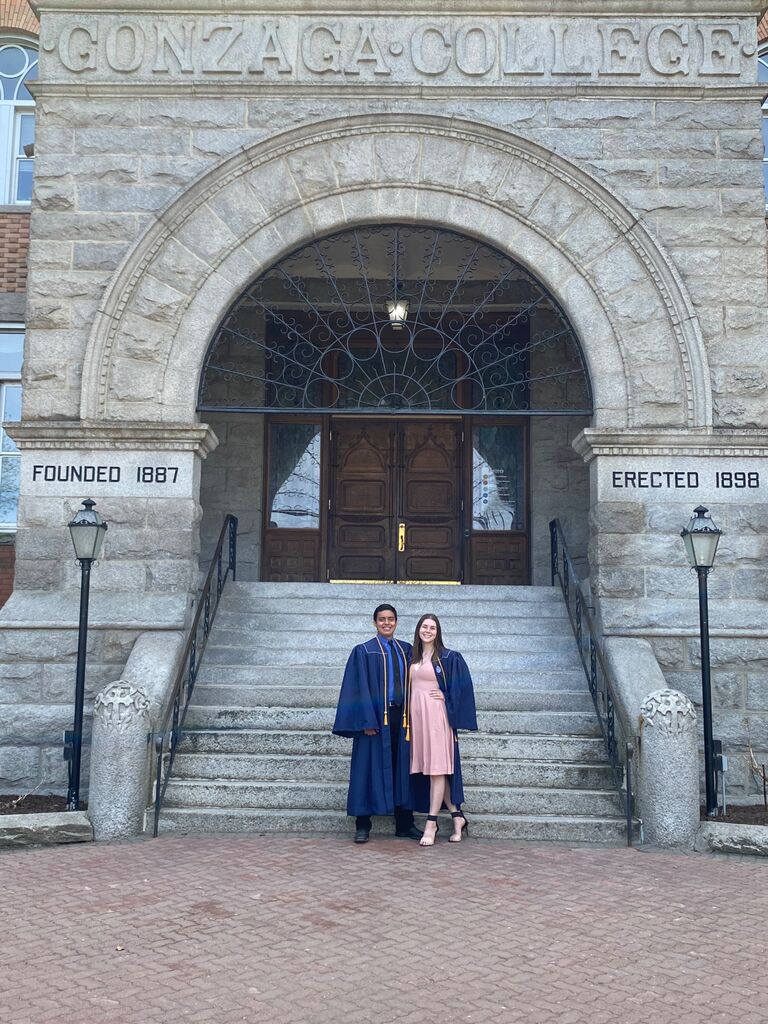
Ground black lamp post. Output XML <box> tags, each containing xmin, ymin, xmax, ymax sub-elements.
<box><xmin>680</xmin><ymin>504</ymin><xmax>722</xmax><ymax>817</ymax></box>
<box><xmin>65</xmin><ymin>498</ymin><xmax>107</xmax><ymax>811</ymax></box>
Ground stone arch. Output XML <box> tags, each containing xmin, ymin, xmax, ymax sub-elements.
<box><xmin>80</xmin><ymin>114</ymin><xmax>712</xmax><ymax>428</ymax></box>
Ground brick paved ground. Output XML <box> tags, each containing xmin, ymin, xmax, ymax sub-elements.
<box><xmin>2</xmin><ymin>834</ymin><xmax>767</xmax><ymax>1024</ymax></box>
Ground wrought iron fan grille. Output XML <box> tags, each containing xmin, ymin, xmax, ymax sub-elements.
<box><xmin>198</xmin><ymin>224</ymin><xmax>592</xmax><ymax>415</ymax></box>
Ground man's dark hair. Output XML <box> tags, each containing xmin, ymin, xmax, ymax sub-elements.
<box><xmin>373</xmin><ymin>603</ymin><xmax>397</xmax><ymax>621</ymax></box>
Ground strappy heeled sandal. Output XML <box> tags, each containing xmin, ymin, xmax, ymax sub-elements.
<box><xmin>449</xmin><ymin>810</ymin><xmax>469</xmax><ymax>842</ymax></box>
<box><xmin>419</xmin><ymin>815</ymin><xmax>439</xmax><ymax>847</ymax></box>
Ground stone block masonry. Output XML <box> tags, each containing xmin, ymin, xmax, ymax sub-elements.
<box><xmin>3</xmin><ymin>0</ymin><xmax>768</xmax><ymax>822</ymax></box>
<box><xmin>578</xmin><ymin>428</ymin><xmax>768</xmax><ymax>799</ymax></box>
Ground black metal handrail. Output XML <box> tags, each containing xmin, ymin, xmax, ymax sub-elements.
<box><xmin>151</xmin><ymin>514</ymin><xmax>238</xmax><ymax>837</ymax></box>
<box><xmin>550</xmin><ymin>519</ymin><xmax>636</xmax><ymax>846</ymax></box>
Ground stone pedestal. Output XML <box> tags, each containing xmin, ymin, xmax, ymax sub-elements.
<box><xmin>88</xmin><ymin>681</ymin><xmax>151</xmax><ymax>840</ymax></box>
<box><xmin>639</xmin><ymin>688</ymin><xmax>699</xmax><ymax>847</ymax></box>
<box><xmin>88</xmin><ymin>630</ymin><xmax>184</xmax><ymax>840</ymax></box>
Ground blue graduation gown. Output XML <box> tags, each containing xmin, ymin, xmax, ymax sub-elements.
<box><xmin>332</xmin><ymin>636</ymin><xmax>414</xmax><ymax>816</ymax></box>
<box><xmin>409</xmin><ymin>648</ymin><xmax>478</xmax><ymax>813</ymax></box>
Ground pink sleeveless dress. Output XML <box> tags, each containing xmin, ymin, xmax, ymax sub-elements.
<box><xmin>409</xmin><ymin>660</ymin><xmax>454</xmax><ymax>776</ymax></box>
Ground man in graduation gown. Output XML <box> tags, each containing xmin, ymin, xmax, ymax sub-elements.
<box><xmin>333</xmin><ymin>603</ymin><xmax>423</xmax><ymax>844</ymax></box>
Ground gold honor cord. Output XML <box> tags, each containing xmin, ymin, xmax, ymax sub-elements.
<box><xmin>375</xmin><ymin>635</ymin><xmax>389</xmax><ymax>726</ymax></box>
<box><xmin>395</xmin><ymin>639</ymin><xmax>409</xmax><ymax>739</ymax></box>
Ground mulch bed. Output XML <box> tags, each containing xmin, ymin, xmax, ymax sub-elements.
<box><xmin>701</xmin><ymin>804</ymin><xmax>768</xmax><ymax>826</ymax></box>
<box><xmin>0</xmin><ymin>795</ymin><xmax>70</xmax><ymax>815</ymax></box>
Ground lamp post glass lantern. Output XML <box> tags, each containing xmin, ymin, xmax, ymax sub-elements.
<box><xmin>65</xmin><ymin>498</ymin><xmax>108</xmax><ymax>811</ymax></box>
<box><xmin>681</xmin><ymin>505</ymin><xmax>722</xmax><ymax>816</ymax></box>
<box><xmin>681</xmin><ymin>504</ymin><xmax>721</xmax><ymax>569</ymax></box>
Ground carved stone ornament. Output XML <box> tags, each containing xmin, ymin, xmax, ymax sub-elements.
<box><xmin>640</xmin><ymin>689</ymin><xmax>696</xmax><ymax>737</ymax></box>
<box><xmin>94</xmin><ymin>682</ymin><xmax>151</xmax><ymax>732</ymax></box>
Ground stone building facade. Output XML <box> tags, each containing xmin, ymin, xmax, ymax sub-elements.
<box><xmin>2</xmin><ymin>0</ymin><xmax>768</xmax><ymax>807</ymax></box>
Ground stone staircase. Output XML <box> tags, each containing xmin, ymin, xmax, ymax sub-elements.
<box><xmin>158</xmin><ymin>583</ymin><xmax>627</xmax><ymax>844</ymax></box>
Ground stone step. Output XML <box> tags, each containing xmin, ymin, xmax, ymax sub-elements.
<box><xmin>183</xmin><ymin>706</ymin><xmax>602</xmax><ymax>736</ymax></box>
<box><xmin>157</xmin><ymin>806</ymin><xmax>627</xmax><ymax>844</ymax></box>
<box><xmin>227</xmin><ymin>582</ymin><xmax>563</xmax><ymax>603</ymax></box>
<box><xmin>193</xmin><ymin>665</ymin><xmax>589</xmax><ymax>690</ymax></box>
<box><xmin>163</xmin><ymin>778</ymin><xmax>621</xmax><ymax>817</ymax></box>
<box><xmin>191</xmin><ymin>684</ymin><xmax>594</xmax><ymax>713</ymax></box>
<box><xmin>214</xmin><ymin>610</ymin><xmax>571</xmax><ymax>633</ymax></box>
<box><xmin>171</xmin><ymin>752</ymin><xmax>616</xmax><ymax>790</ymax></box>
<box><xmin>179</xmin><ymin>729</ymin><xmax>608</xmax><ymax>763</ymax></box>
<box><xmin>202</xmin><ymin>647</ymin><xmax>582</xmax><ymax>671</ymax></box>
<box><xmin>205</xmin><ymin>629</ymin><xmax>577</xmax><ymax>653</ymax></box>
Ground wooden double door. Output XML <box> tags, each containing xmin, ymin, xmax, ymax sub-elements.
<box><xmin>329</xmin><ymin>420</ymin><xmax>462</xmax><ymax>582</ymax></box>
<box><xmin>262</xmin><ymin>416</ymin><xmax>529</xmax><ymax>585</ymax></box>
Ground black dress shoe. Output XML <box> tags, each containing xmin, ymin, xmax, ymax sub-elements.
<box><xmin>395</xmin><ymin>824</ymin><xmax>424</xmax><ymax>841</ymax></box>
<box><xmin>354</xmin><ymin>828</ymin><xmax>370</xmax><ymax>844</ymax></box>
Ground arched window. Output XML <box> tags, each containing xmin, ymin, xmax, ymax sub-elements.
<box><xmin>200</xmin><ymin>224</ymin><xmax>592</xmax><ymax>416</ymax></box>
<box><xmin>0</xmin><ymin>39</ymin><xmax>37</xmax><ymax>204</ymax></box>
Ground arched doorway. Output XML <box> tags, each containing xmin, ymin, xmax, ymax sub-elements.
<box><xmin>198</xmin><ymin>224</ymin><xmax>592</xmax><ymax>585</ymax></box>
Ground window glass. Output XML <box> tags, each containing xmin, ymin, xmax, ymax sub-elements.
<box><xmin>15</xmin><ymin>158</ymin><xmax>33</xmax><ymax>201</ymax></box>
<box><xmin>0</xmin><ymin>325</ymin><xmax>23</xmax><ymax>525</ymax></box>
<box><xmin>0</xmin><ymin>46</ymin><xmax>26</xmax><ymax>77</ymax></box>
<box><xmin>1</xmin><ymin>383</ymin><xmax>21</xmax><ymax>452</ymax></box>
<box><xmin>17</xmin><ymin>110</ymin><xmax>33</xmax><ymax>149</ymax></box>
<box><xmin>1</xmin><ymin>41</ymin><xmax>36</xmax><ymax>204</ymax></box>
<box><xmin>267</xmin><ymin>423</ymin><xmax>321</xmax><ymax>529</ymax></box>
<box><xmin>15</xmin><ymin>111</ymin><xmax>35</xmax><ymax>201</ymax></box>
<box><xmin>0</xmin><ymin>43</ymin><xmax>37</xmax><ymax>102</ymax></box>
<box><xmin>759</xmin><ymin>51</ymin><xmax>768</xmax><ymax>83</ymax></box>
<box><xmin>0</xmin><ymin>332</ymin><xmax>23</xmax><ymax>374</ymax></box>
<box><xmin>472</xmin><ymin>425</ymin><xmax>525</xmax><ymax>531</ymax></box>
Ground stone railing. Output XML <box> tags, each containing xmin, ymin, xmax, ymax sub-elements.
<box><xmin>604</xmin><ymin>638</ymin><xmax>700</xmax><ymax>846</ymax></box>
<box><xmin>87</xmin><ymin>631</ymin><xmax>184</xmax><ymax>841</ymax></box>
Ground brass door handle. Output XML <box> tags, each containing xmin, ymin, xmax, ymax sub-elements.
<box><xmin>398</xmin><ymin>522</ymin><xmax>406</xmax><ymax>552</ymax></box>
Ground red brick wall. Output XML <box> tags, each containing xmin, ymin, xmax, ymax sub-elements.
<box><xmin>0</xmin><ymin>541</ymin><xmax>15</xmax><ymax>608</ymax></box>
<box><xmin>0</xmin><ymin>213</ymin><xmax>29</xmax><ymax>292</ymax></box>
<box><xmin>0</xmin><ymin>1</ymin><xmax>38</xmax><ymax>35</ymax></box>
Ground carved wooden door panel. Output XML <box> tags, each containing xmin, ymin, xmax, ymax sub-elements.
<box><xmin>328</xmin><ymin>421</ymin><xmax>396</xmax><ymax>581</ymax></box>
<box><xmin>329</xmin><ymin>419</ymin><xmax>463</xmax><ymax>582</ymax></box>
<box><xmin>397</xmin><ymin>422</ymin><xmax>463</xmax><ymax>582</ymax></box>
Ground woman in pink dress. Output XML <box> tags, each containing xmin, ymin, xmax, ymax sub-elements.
<box><xmin>407</xmin><ymin>614</ymin><xmax>477</xmax><ymax>847</ymax></box>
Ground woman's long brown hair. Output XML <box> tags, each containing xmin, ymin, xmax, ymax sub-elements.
<box><xmin>411</xmin><ymin>613</ymin><xmax>445</xmax><ymax>665</ymax></box>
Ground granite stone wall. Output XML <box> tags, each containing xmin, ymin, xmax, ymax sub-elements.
<box><xmin>3</xmin><ymin>0</ymin><xmax>768</xmax><ymax>797</ymax></box>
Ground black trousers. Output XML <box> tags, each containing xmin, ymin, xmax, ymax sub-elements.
<box><xmin>356</xmin><ymin>703</ymin><xmax>414</xmax><ymax>833</ymax></box>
